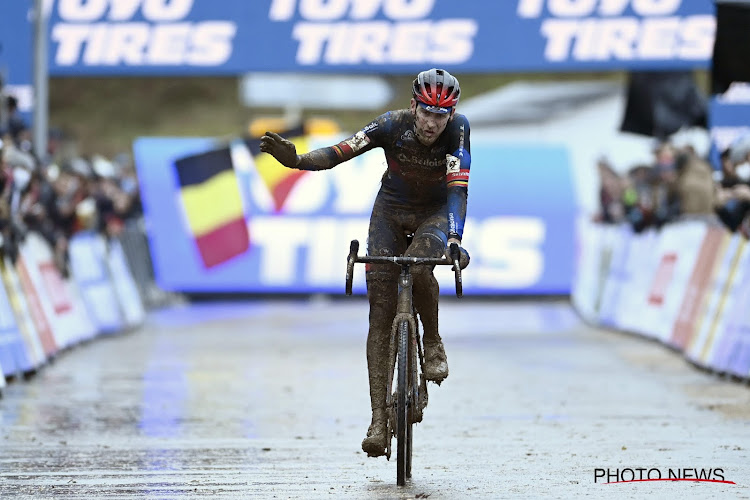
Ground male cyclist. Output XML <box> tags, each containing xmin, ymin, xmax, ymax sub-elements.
<box><xmin>260</xmin><ymin>68</ymin><xmax>471</xmax><ymax>458</ymax></box>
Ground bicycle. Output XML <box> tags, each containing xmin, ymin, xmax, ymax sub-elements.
<box><xmin>345</xmin><ymin>239</ymin><xmax>463</xmax><ymax>486</ymax></box>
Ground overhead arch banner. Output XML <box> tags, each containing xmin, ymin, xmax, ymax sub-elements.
<box><xmin>38</xmin><ymin>0</ymin><xmax>716</xmax><ymax>75</ymax></box>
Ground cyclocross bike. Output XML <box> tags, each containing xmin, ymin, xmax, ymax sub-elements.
<box><xmin>345</xmin><ymin>239</ymin><xmax>463</xmax><ymax>486</ymax></box>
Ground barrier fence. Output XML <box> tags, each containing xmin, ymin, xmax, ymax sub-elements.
<box><xmin>572</xmin><ymin>216</ymin><xmax>750</xmax><ymax>380</ymax></box>
<box><xmin>0</xmin><ymin>227</ymin><xmax>151</xmax><ymax>388</ymax></box>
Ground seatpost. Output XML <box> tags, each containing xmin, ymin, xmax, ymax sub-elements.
<box><xmin>396</xmin><ymin>264</ymin><xmax>413</xmax><ymax>316</ymax></box>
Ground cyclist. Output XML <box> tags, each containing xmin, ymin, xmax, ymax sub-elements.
<box><xmin>260</xmin><ymin>68</ymin><xmax>471</xmax><ymax>458</ymax></box>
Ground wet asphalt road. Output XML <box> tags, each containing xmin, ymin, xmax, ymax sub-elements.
<box><xmin>1</xmin><ymin>299</ymin><xmax>749</xmax><ymax>499</ymax></box>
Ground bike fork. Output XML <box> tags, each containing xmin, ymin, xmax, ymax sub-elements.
<box><xmin>397</xmin><ymin>266</ymin><xmax>413</xmax><ymax>317</ymax></box>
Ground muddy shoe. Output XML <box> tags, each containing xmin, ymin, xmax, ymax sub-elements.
<box><xmin>423</xmin><ymin>340</ymin><xmax>449</xmax><ymax>384</ymax></box>
<box><xmin>361</xmin><ymin>408</ymin><xmax>388</xmax><ymax>457</ymax></box>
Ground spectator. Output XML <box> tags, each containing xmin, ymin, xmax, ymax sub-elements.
<box><xmin>596</xmin><ymin>157</ymin><xmax>626</xmax><ymax>223</ymax></box>
<box><xmin>650</xmin><ymin>141</ymin><xmax>681</xmax><ymax>226</ymax></box>
<box><xmin>729</xmin><ymin>133</ymin><xmax>750</xmax><ymax>169</ymax></box>
<box><xmin>672</xmin><ymin>146</ymin><xmax>717</xmax><ymax>217</ymax></box>
<box><xmin>4</xmin><ymin>96</ymin><xmax>28</xmax><ymax>144</ymax></box>
<box><xmin>623</xmin><ymin>164</ymin><xmax>658</xmax><ymax>232</ymax></box>
<box><xmin>716</xmin><ymin>134</ymin><xmax>750</xmax><ymax>234</ymax></box>
<box><xmin>715</xmin><ymin>148</ymin><xmax>749</xmax><ymax>231</ymax></box>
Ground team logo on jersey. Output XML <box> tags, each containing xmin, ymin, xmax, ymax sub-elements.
<box><xmin>363</xmin><ymin>121</ymin><xmax>378</xmax><ymax>133</ymax></box>
<box><xmin>446</xmin><ymin>154</ymin><xmax>461</xmax><ymax>174</ymax></box>
<box><xmin>401</xmin><ymin>130</ymin><xmax>415</xmax><ymax>141</ymax></box>
<box><xmin>344</xmin><ymin>130</ymin><xmax>371</xmax><ymax>152</ymax></box>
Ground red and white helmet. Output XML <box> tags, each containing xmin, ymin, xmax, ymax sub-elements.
<box><xmin>412</xmin><ymin>68</ymin><xmax>460</xmax><ymax>114</ymax></box>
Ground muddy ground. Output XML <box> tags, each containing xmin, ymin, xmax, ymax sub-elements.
<box><xmin>1</xmin><ymin>299</ymin><xmax>748</xmax><ymax>499</ymax></box>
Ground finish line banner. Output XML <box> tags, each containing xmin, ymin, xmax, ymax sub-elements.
<box><xmin>133</xmin><ymin>135</ymin><xmax>576</xmax><ymax>295</ymax></box>
<box><xmin>43</xmin><ymin>0</ymin><xmax>714</xmax><ymax>75</ymax></box>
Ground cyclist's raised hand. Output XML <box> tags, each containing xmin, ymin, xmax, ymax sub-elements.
<box><xmin>260</xmin><ymin>131</ymin><xmax>299</xmax><ymax>168</ymax></box>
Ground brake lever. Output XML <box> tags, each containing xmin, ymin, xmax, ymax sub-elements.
<box><xmin>449</xmin><ymin>242</ymin><xmax>463</xmax><ymax>298</ymax></box>
<box><xmin>345</xmin><ymin>240</ymin><xmax>359</xmax><ymax>296</ymax></box>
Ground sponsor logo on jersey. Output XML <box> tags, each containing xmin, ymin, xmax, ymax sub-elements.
<box><xmin>401</xmin><ymin>130</ymin><xmax>415</xmax><ymax>141</ymax></box>
<box><xmin>446</xmin><ymin>154</ymin><xmax>460</xmax><ymax>174</ymax></box>
<box><xmin>363</xmin><ymin>121</ymin><xmax>378</xmax><ymax>133</ymax></box>
<box><xmin>344</xmin><ymin>130</ymin><xmax>371</xmax><ymax>152</ymax></box>
<box><xmin>397</xmin><ymin>153</ymin><xmax>444</xmax><ymax>168</ymax></box>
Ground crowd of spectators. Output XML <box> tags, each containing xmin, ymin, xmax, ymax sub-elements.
<box><xmin>0</xmin><ymin>93</ymin><xmax>142</xmax><ymax>277</ymax></box>
<box><xmin>596</xmin><ymin>133</ymin><xmax>750</xmax><ymax>238</ymax></box>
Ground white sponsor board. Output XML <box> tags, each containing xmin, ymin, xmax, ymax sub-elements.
<box><xmin>20</xmin><ymin>233</ymin><xmax>98</xmax><ymax>349</ymax></box>
<box><xmin>106</xmin><ymin>239</ymin><xmax>146</xmax><ymax>328</ymax></box>
<box><xmin>634</xmin><ymin>221</ymin><xmax>706</xmax><ymax>343</ymax></box>
<box><xmin>68</xmin><ymin>232</ymin><xmax>124</xmax><ymax>333</ymax></box>
<box><xmin>686</xmin><ymin>233</ymin><xmax>743</xmax><ymax>365</ymax></box>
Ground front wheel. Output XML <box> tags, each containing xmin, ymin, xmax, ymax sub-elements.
<box><xmin>396</xmin><ymin>319</ymin><xmax>411</xmax><ymax>486</ymax></box>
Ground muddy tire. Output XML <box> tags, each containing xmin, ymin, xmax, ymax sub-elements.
<box><xmin>396</xmin><ymin>319</ymin><xmax>410</xmax><ymax>486</ymax></box>
<box><xmin>406</xmin><ymin>318</ymin><xmax>419</xmax><ymax>479</ymax></box>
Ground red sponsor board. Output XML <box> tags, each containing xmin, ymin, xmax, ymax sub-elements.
<box><xmin>15</xmin><ymin>257</ymin><xmax>57</xmax><ymax>357</ymax></box>
<box><xmin>647</xmin><ymin>253</ymin><xmax>678</xmax><ymax>306</ymax></box>
<box><xmin>39</xmin><ymin>262</ymin><xmax>73</xmax><ymax>315</ymax></box>
<box><xmin>669</xmin><ymin>226</ymin><xmax>724</xmax><ymax>350</ymax></box>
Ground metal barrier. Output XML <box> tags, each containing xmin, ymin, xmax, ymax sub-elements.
<box><xmin>117</xmin><ymin>217</ymin><xmax>176</xmax><ymax>308</ymax></box>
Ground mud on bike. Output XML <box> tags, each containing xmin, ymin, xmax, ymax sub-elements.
<box><xmin>345</xmin><ymin>239</ymin><xmax>463</xmax><ymax>486</ymax></box>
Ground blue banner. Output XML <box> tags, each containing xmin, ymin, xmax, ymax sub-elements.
<box><xmin>133</xmin><ymin>135</ymin><xmax>576</xmax><ymax>294</ymax></box>
<box><xmin>39</xmin><ymin>0</ymin><xmax>716</xmax><ymax>75</ymax></box>
<box><xmin>709</xmin><ymin>94</ymin><xmax>750</xmax><ymax>167</ymax></box>
<box><xmin>0</xmin><ymin>0</ymin><xmax>34</xmax><ymax>122</ymax></box>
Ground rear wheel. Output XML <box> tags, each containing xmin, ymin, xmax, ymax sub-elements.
<box><xmin>396</xmin><ymin>319</ymin><xmax>410</xmax><ymax>486</ymax></box>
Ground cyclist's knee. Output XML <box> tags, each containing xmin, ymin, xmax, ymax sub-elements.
<box><xmin>406</xmin><ymin>229</ymin><xmax>445</xmax><ymax>260</ymax></box>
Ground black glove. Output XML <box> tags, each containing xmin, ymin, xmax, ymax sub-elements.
<box><xmin>456</xmin><ymin>246</ymin><xmax>470</xmax><ymax>269</ymax></box>
<box><xmin>259</xmin><ymin>131</ymin><xmax>299</xmax><ymax>169</ymax></box>
<box><xmin>447</xmin><ymin>242</ymin><xmax>470</xmax><ymax>269</ymax></box>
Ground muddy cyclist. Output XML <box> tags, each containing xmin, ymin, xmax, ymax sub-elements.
<box><xmin>260</xmin><ymin>68</ymin><xmax>471</xmax><ymax>458</ymax></box>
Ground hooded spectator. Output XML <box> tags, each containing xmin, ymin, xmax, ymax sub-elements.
<box><xmin>672</xmin><ymin>147</ymin><xmax>717</xmax><ymax>217</ymax></box>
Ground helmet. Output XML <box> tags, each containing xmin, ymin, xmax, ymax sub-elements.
<box><xmin>412</xmin><ymin>68</ymin><xmax>460</xmax><ymax>113</ymax></box>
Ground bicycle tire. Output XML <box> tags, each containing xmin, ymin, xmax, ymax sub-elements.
<box><xmin>396</xmin><ymin>319</ymin><xmax>409</xmax><ymax>486</ymax></box>
<box><xmin>406</xmin><ymin>320</ymin><xmax>417</xmax><ymax>479</ymax></box>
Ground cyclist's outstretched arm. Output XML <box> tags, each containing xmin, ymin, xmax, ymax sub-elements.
<box><xmin>259</xmin><ymin>114</ymin><xmax>388</xmax><ymax>171</ymax></box>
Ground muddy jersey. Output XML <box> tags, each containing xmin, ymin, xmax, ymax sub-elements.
<box><xmin>295</xmin><ymin>109</ymin><xmax>471</xmax><ymax>239</ymax></box>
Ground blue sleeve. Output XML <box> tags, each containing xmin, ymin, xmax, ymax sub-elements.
<box><xmin>446</xmin><ymin>116</ymin><xmax>471</xmax><ymax>240</ymax></box>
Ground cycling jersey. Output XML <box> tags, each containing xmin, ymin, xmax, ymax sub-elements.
<box><xmin>295</xmin><ymin>109</ymin><xmax>471</xmax><ymax>240</ymax></box>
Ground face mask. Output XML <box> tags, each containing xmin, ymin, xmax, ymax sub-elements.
<box><xmin>736</xmin><ymin>162</ymin><xmax>750</xmax><ymax>182</ymax></box>
<box><xmin>13</xmin><ymin>167</ymin><xmax>31</xmax><ymax>191</ymax></box>
<box><xmin>121</xmin><ymin>177</ymin><xmax>137</xmax><ymax>194</ymax></box>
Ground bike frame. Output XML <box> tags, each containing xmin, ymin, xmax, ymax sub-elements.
<box><xmin>345</xmin><ymin>240</ymin><xmax>462</xmax><ymax>486</ymax></box>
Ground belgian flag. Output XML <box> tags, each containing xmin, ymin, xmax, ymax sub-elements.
<box><xmin>243</xmin><ymin>126</ymin><xmax>309</xmax><ymax>212</ymax></box>
<box><xmin>175</xmin><ymin>147</ymin><xmax>249</xmax><ymax>269</ymax></box>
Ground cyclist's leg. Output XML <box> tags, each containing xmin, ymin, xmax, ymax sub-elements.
<box><xmin>404</xmin><ymin>209</ymin><xmax>449</xmax><ymax>383</ymax></box>
<box><xmin>362</xmin><ymin>199</ymin><xmax>407</xmax><ymax>456</ymax></box>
